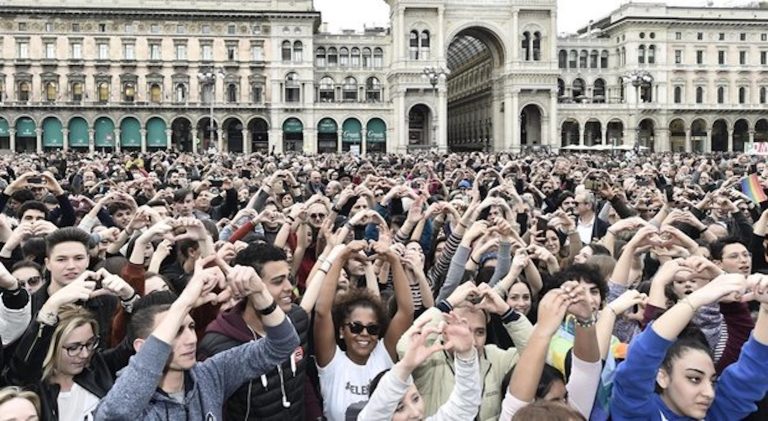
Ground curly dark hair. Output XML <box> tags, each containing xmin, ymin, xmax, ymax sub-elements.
<box><xmin>332</xmin><ymin>288</ymin><xmax>389</xmax><ymax>350</ymax></box>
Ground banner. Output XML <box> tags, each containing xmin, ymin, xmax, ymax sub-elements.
<box><xmin>746</xmin><ymin>142</ymin><xmax>768</xmax><ymax>155</ymax></box>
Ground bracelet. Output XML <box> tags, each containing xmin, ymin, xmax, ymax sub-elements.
<box><xmin>258</xmin><ymin>300</ymin><xmax>278</xmax><ymax>316</ymax></box>
<box><xmin>574</xmin><ymin>314</ymin><xmax>597</xmax><ymax>328</ymax></box>
<box><xmin>606</xmin><ymin>305</ymin><xmax>620</xmax><ymax>317</ymax></box>
<box><xmin>699</xmin><ymin>226</ymin><xmax>707</xmax><ymax>234</ymax></box>
<box><xmin>679</xmin><ymin>297</ymin><xmax>697</xmax><ymax>313</ymax></box>
<box><xmin>607</xmin><ymin>229</ymin><xmax>617</xmax><ymax>236</ymax></box>
<box><xmin>332</xmin><ymin>206</ymin><xmax>341</xmax><ymax>213</ymax></box>
<box><xmin>470</xmin><ymin>256</ymin><xmax>479</xmax><ymax>265</ymax></box>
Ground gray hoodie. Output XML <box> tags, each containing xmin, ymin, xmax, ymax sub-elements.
<box><xmin>93</xmin><ymin>318</ymin><xmax>299</xmax><ymax>421</ymax></box>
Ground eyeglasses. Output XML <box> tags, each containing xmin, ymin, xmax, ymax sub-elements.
<box><xmin>18</xmin><ymin>276</ymin><xmax>42</xmax><ymax>288</ymax></box>
<box><xmin>345</xmin><ymin>322</ymin><xmax>381</xmax><ymax>336</ymax></box>
<box><xmin>62</xmin><ymin>337</ymin><xmax>100</xmax><ymax>357</ymax></box>
<box><xmin>309</xmin><ymin>213</ymin><xmax>327</xmax><ymax>219</ymax></box>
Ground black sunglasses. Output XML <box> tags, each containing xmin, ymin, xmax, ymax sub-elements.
<box><xmin>19</xmin><ymin>276</ymin><xmax>42</xmax><ymax>287</ymax></box>
<box><xmin>309</xmin><ymin>213</ymin><xmax>327</xmax><ymax>219</ymax></box>
<box><xmin>346</xmin><ymin>321</ymin><xmax>381</xmax><ymax>336</ymax></box>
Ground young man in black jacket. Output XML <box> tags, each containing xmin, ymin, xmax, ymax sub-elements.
<box><xmin>198</xmin><ymin>242</ymin><xmax>322</xmax><ymax>420</ymax></box>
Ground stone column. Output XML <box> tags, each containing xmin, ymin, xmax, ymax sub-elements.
<box><xmin>165</xmin><ymin>128</ymin><xmax>173</xmax><ymax>150</ymax></box>
<box><xmin>703</xmin><ymin>130</ymin><xmax>710</xmax><ymax>153</ymax></box>
<box><xmin>511</xmin><ymin>91</ymin><xmax>520</xmax><ymax>151</ymax></box>
<box><xmin>193</xmin><ymin>128</ymin><xmax>200</xmax><ymax>154</ymax></box>
<box><xmin>88</xmin><ymin>129</ymin><xmax>95</xmax><ymax>154</ymax></box>
<box><xmin>9</xmin><ymin>129</ymin><xmax>15</xmax><ymax>153</ymax></box>
<box><xmin>656</xmin><ymin>128</ymin><xmax>669</xmax><ymax>152</ymax></box>
<box><xmin>337</xmin><ymin>129</ymin><xmax>343</xmax><ymax>154</ymax></box>
<box><xmin>438</xmin><ymin>87</ymin><xmax>448</xmax><ymax>152</ymax></box>
<box><xmin>270</xmin><ymin>128</ymin><xmax>282</xmax><ymax>154</ymax></box>
<box><xmin>243</xmin><ymin>128</ymin><xmax>250</xmax><ymax>154</ymax></box>
<box><xmin>727</xmin><ymin>128</ymin><xmax>733</xmax><ymax>152</ymax></box>
<box><xmin>217</xmin><ymin>129</ymin><xmax>224</xmax><ymax>152</ymax></box>
<box><xmin>685</xmin><ymin>128</ymin><xmax>692</xmax><ymax>153</ymax></box>
<box><xmin>749</xmin><ymin>130</ymin><xmax>756</xmax><ymax>145</ymax></box>
<box><xmin>361</xmin><ymin>130</ymin><xmax>367</xmax><ymax>156</ymax></box>
<box><xmin>549</xmin><ymin>90</ymin><xmax>558</xmax><ymax>148</ymax></box>
<box><xmin>62</xmin><ymin>128</ymin><xmax>69</xmax><ymax>152</ymax></box>
<box><xmin>580</xmin><ymin>123</ymin><xmax>587</xmax><ymax>146</ymax></box>
<box><xmin>512</xmin><ymin>10</ymin><xmax>519</xmax><ymax>63</ymax></box>
<box><xmin>437</xmin><ymin>7</ymin><xmax>445</xmax><ymax>61</ymax></box>
<box><xmin>504</xmin><ymin>91</ymin><xmax>513</xmax><ymax>150</ymax></box>
<box><xmin>140</xmin><ymin>129</ymin><xmax>147</xmax><ymax>153</ymax></box>
<box><xmin>304</xmin><ymin>128</ymin><xmax>316</xmax><ymax>155</ymax></box>
<box><xmin>35</xmin><ymin>128</ymin><xmax>42</xmax><ymax>153</ymax></box>
<box><xmin>601</xmin><ymin>127</ymin><xmax>607</xmax><ymax>145</ymax></box>
<box><xmin>114</xmin><ymin>129</ymin><xmax>121</xmax><ymax>153</ymax></box>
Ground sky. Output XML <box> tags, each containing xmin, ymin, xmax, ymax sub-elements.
<box><xmin>313</xmin><ymin>0</ymin><xmax>756</xmax><ymax>34</ymax></box>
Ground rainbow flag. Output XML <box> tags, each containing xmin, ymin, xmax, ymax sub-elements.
<box><xmin>741</xmin><ymin>174</ymin><xmax>768</xmax><ymax>204</ymax></box>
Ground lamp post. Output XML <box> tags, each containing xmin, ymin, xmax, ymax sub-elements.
<box><xmin>622</xmin><ymin>70</ymin><xmax>653</xmax><ymax>154</ymax></box>
<box><xmin>422</xmin><ymin>66</ymin><xmax>449</xmax><ymax>151</ymax></box>
<box><xmin>197</xmin><ymin>67</ymin><xmax>224</xmax><ymax>151</ymax></box>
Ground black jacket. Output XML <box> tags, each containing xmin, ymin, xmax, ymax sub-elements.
<box><xmin>198</xmin><ymin>303</ymin><xmax>314</xmax><ymax>421</ymax></box>
<box><xmin>3</xmin><ymin>319</ymin><xmax>133</xmax><ymax>420</ymax></box>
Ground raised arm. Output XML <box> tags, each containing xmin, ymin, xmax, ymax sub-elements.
<box><xmin>374</xmin><ymin>241</ymin><xmax>415</xmax><ymax>362</ymax></box>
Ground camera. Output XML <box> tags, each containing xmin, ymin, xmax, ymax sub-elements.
<box><xmin>210</xmin><ymin>179</ymin><xmax>224</xmax><ymax>188</ymax></box>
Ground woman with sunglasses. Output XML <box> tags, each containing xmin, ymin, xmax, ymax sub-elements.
<box><xmin>11</xmin><ymin>261</ymin><xmax>44</xmax><ymax>295</ymax></box>
<box><xmin>314</xmin><ymin>239</ymin><xmax>414</xmax><ymax>421</ymax></box>
<box><xmin>5</xmin><ymin>273</ymin><xmax>134</xmax><ymax>420</ymax></box>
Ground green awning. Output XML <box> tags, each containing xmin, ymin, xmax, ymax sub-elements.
<box><xmin>42</xmin><ymin>118</ymin><xmax>63</xmax><ymax>147</ymax></box>
<box><xmin>15</xmin><ymin>118</ymin><xmax>36</xmax><ymax>137</ymax></box>
<box><xmin>0</xmin><ymin>118</ymin><xmax>8</xmax><ymax>137</ymax></box>
<box><xmin>283</xmin><ymin>118</ymin><xmax>303</xmax><ymax>134</ymax></box>
<box><xmin>68</xmin><ymin>118</ymin><xmax>89</xmax><ymax>148</ymax></box>
<box><xmin>94</xmin><ymin>117</ymin><xmax>115</xmax><ymax>147</ymax></box>
<box><xmin>120</xmin><ymin>118</ymin><xmax>141</xmax><ymax>147</ymax></box>
<box><xmin>366</xmin><ymin>118</ymin><xmax>387</xmax><ymax>143</ymax></box>
<box><xmin>342</xmin><ymin>118</ymin><xmax>362</xmax><ymax>143</ymax></box>
<box><xmin>317</xmin><ymin>118</ymin><xmax>337</xmax><ymax>134</ymax></box>
<box><xmin>146</xmin><ymin>118</ymin><xmax>167</xmax><ymax>148</ymax></box>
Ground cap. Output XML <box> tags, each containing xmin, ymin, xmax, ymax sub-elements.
<box><xmin>458</xmin><ymin>179</ymin><xmax>472</xmax><ymax>189</ymax></box>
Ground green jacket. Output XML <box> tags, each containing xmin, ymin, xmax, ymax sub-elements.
<box><xmin>396</xmin><ymin>307</ymin><xmax>533</xmax><ymax>421</ymax></box>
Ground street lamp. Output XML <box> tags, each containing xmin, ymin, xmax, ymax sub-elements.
<box><xmin>622</xmin><ymin>70</ymin><xmax>653</xmax><ymax>154</ymax></box>
<box><xmin>422</xmin><ymin>66</ymin><xmax>450</xmax><ymax>151</ymax></box>
<box><xmin>197</xmin><ymin>67</ymin><xmax>225</xmax><ymax>151</ymax></box>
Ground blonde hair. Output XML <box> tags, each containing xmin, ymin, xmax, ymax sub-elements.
<box><xmin>41</xmin><ymin>305</ymin><xmax>99</xmax><ymax>382</ymax></box>
<box><xmin>0</xmin><ymin>386</ymin><xmax>41</xmax><ymax>416</ymax></box>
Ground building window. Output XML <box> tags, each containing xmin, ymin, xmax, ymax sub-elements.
<box><xmin>374</xmin><ymin>48</ymin><xmax>383</xmax><ymax>68</ymax></box>
<box><xmin>123</xmin><ymin>44</ymin><xmax>135</xmax><ymax>60</ymax></box>
<box><xmin>696</xmin><ymin>86</ymin><xmax>704</xmax><ymax>103</ymax></box>
<box><xmin>150</xmin><ymin>24</ymin><xmax>160</xmax><ymax>34</ymax></box>
<box><xmin>533</xmin><ymin>32</ymin><xmax>542</xmax><ymax>61</ymax></box>
<box><xmin>282</xmin><ymin>40</ymin><xmax>291</xmax><ymax>62</ymax></box>
<box><xmin>558</xmin><ymin>50</ymin><xmax>567</xmax><ymax>68</ymax></box>
<box><xmin>251</xmin><ymin>84</ymin><xmax>263</xmax><ymax>103</ymax></box>
<box><xmin>18</xmin><ymin>22</ymin><xmax>26</xmax><ymax>31</ymax></box>
<box><xmin>123</xmin><ymin>83</ymin><xmax>135</xmax><ymax>102</ymax></box>
<box><xmin>568</xmin><ymin>50</ymin><xmax>577</xmax><ymax>68</ymax></box>
<box><xmin>293</xmin><ymin>41</ymin><xmax>303</xmax><ymax>62</ymax></box>
<box><xmin>98</xmin><ymin>82</ymin><xmax>109</xmax><ymax>103</ymax></box>
<box><xmin>16</xmin><ymin>41</ymin><xmax>29</xmax><ymax>59</ymax></box>
<box><xmin>696</xmin><ymin>50</ymin><xmax>704</xmax><ymax>65</ymax></box>
<box><xmin>251</xmin><ymin>25</ymin><xmax>261</xmax><ymax>35</ymax></box>
<box><xmin>150</xmin><ymin>43</ymin><xmax>161</xmax><ymax>60</ymax></box>
<box><xmin>339</xmin><ymin>47</ymin><xmax>349</xmax><ymax>67</ymax></box>
<box><xmin>227</xmin><ymin>45</ymin><xmax>237</xmax><ymax>61</ymax></box>
<box><xmin>228</xmin><ymin>24</ymin><xmax>236</xmax><ymax>35</ymax></box>
<box><xmin>18</xmin><ymin>81</ymin><xmax>30</xmax><ymax>102</ymax></box>
<box><xmin>579</xmin><ymin>50</ymin><xmax>588</xmax><ymax>68</ymax></box>
<box><xmin>674</xmin><ymin>86</ymin><xmax>682</xmax><ymax>104</ymax></box>
<box><xmin>675</xmin><ymin>50</ymin><xmax>682</xmax><ymax>64</ymax></box>
<box><xmin>45</xmin><ymin>42</ymin><xmax>56</xmax><ymax>59</ymax></box>
<box><xmin>763</xmin><ymin>33</ymin><xmax>768</xmax><ymax>41</ymax></box>
<box><xmin>316</xmin><ymin>47</ymin><xmax>326</xmax><ymax>67</ymax></box>
<box><xmin>589</xmin><ymin>50</ymin><xmax>598</xmax><ymax>68</ymax></box>
<box><xmin>71</xmin><ymin>42</ymin><xmax>82</xmax><ymax>59</ymax></box>
<box><xmin>600</xmin><ymin>50</ymin><xmax>608</xmax><ymax>68</ymax></box>
<box><xmin>648</xmin><ymin>45</ymin><xmax>656</xmax><ymax>64</ymax></box>
<box><xmin>409</xmin><ymin>31</ymin><xmax>418</xmax><ymax>60</ymax></box>
<box><xmin>761</xmin><ymin>87</ymin><xmax>767</xmax><ymax>104</ymax></box>
<box><xmin>675</xmin><ymin>32</ymin><xmax>682</xmax><ymax>40</ymax></box>
<box><xmin>362</xmin><ymin>48</ymin><xmax>372</xmax><ymax>68</ymax></box>
<box><xmin>717</xmin><ymin>86</ymin><xmax>725</xmax><ymax>104</ymax></box>
<box><xmin>638</xmin><ymin>45</ymin><xmax>645</xmax><ymax>64</ymax></box>
<box><xmin>176</xmin><ymin>25</ymin><xmax>186</xmax><ymax>34</ymax></box>
<box><xmin>740</xmin><ymin>51</ymin><xmax>747</xmax><ymax>65</ymax></box>
<box><xmin>251</xmin><ymin>45</ymin><xmax>263</xmax><ymax>61</ymax></box>
<box><xmin>739</xmin><ymin>87</ymin><xmax>747</xmax><ymax>104</ymax></box>
<box><xmin>351</xmin><ymin>47</ymin><xmax>360</xmax><ymax>67</ymax></box>
<box><xmin>99</xmin><ymin>23</ymin><xmax>107</xmax><ymax>32</ymax></box>
<box><xmin>284</xmin><ymin>72</ymin><xmax>300</xmax><ymax>103</ymax></box>
<box><xmin>697</xmin><ymin>32</ymin><xmax>703</xmax><ymax>40</ymax></box>
<box><xmin>72</xmin><ymin>82</ymin><xmax>83</xmax><ymax>102</ymax></box>
<box><xmin>762</xmin><ymin>51</ymin><xmax>767</xmax><ymax>65</ymax></box>
<box><xmin>175</xmin><ymin>83</ymin><xmax>187</xmax><ymax>103</ymax></box>
<box><xmin>420</xmin><ymin>31</ymin><xmax>430</xmax><ymax>60</ymax></box>
<box><xmin>150</xmin><ymin>83</ymin><xmax>162</xmax><ymax>103</ymax></box>
<box><xmin>318</xmin><ymin>76</ymin><xmax>334</xmax><ymax>102</ymax></box>
<box><xmin>72</xmin><ymin>23</ymin><xmax>80</xmax><ymax>32</ymax></box>
<box><xmin>98</xmin><ymin>43</ymin><xmax>109</xmax><ymax>60</ymax></box>
<box><xmin>226</xmin><ymin>83</ymin><xmax>237</xmax><ymax>103</ymax></box>
<box><xmin>202</xmin><ymin>25</ymin><xmax>211</xmax><ymax>34</ymax></box>
<box><xmin>741</xmin><ymin>33</ymin><xmax>747</xmax><ymax>41</ymax></box>
<box><xmin>718</xmin><ymin>50</ymin><xmax>726</xmax><ymax>65</ymax></box>
<box><xmin>176</xmin><ymin>44</ymin><xmax>187</xmax><ymax>60</ymax></box>
<box><xmin>719</xmin><ymin>33</ymin><xmax>725</xmax><ymax>41</ymax></box>
<box><xmin>522</xmin><ymin>32</ymin><xmax>532</xmax><ymax>61</ymax></box>
<box><xmin>639</xmin><ymin>32</ymin><xmax>645</xmax><ymax>39</ymax></box>
<box><xmin>45</xmin><ymin>22</ymin><xmax>53</xmax><ymax>32</ymax></box>
<box><xmin>366</xmin><ymin>76</ymin><xmax>381</xmax><ymax>102</ymax></box>
<box><xmin>342</xmin><ymin>76</ymin><xmax>358</xmax><ymax>101</ymax></box>
<box><xmin>45</xmin><ymin>82</ymin><xmax>57</xmax><ymax>102</ymax></box>
<box><xmin>124</xmin><ymin>24</ymin><xmax>134</xmax><ymax>33</ymax></box>
<box><xmin>328</xmin><ymin>47</ymin><xmax>338</xmax><ymax>67</ymax></box>
<box><xmin>593</xmin><ymin>78</ymin><xmax>606</xmax><ymax>102</ymax></box>
<box><xmin>201</xmin><ymin>44</ymin><xmax>213</xmax><ymax>61</ymax></box>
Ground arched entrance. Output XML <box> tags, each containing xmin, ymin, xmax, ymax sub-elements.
<box><xmin>408</xmin><ymin>104</ymin><xmax>431</xmax><ymax>150</ymax></box>
<box><xmin>197</xmin><ymin>117</ymin><xmax>218</xmax><ymax>151</ymax></box>
<box><xmin>638</xmin><ymin>118</ymin><xmax>655</xmax><ymax>152</ymax></box>
<box><xmin>446</xmin><ymin>26</ymin><xmax>505</xmax><ymax>151</ymax></box>
<box><xmin>15</xmin><ymin>117</ymin><xmax>36</xmax><ymax>152</ymax></box>
<box><xmin>0</xmin><ymin>118</ymin><xmax>9</xmax><ymax>150</ymax></box>
<box><xmin>520</xmin><ymin>104</ymin><xmax>542</xmax><ymax>146</ymax></box>
<box><xmin>317</xmin><ymin>118</ymin><xmax>338</xmax><ymax>154</ymax></box>
<box><xmin>733</xmin><ymin>119</ymin><xmax>749</xmax><ymax>152</ymax></box>
<box><xmin>68</xmin><ymin>117</ymin><xmax>89</xmax><ymax>149</ymax></box>
<box><xmin>146</xmin><ymin>117</ymin><xmax>168</xmax><ymax>150</ymax></box>
<box><xmin>42</xmin><ymin>117</ymin><xmax>63</xmax><ymax>150</ymax></box>
<box><xmin>282</xmin><ymin>118</ymin><xmax>303</xmax><ymax>153</ymax></box>
<box><xmin>366</xmin><ymin>118</ymin><xmax>387</xmax><ymax>154</ymax></box>
<box><xmin>171</xmin><ymin>117</ymin><xmax>193</xmax><ymax>152</ymax></box>
<box><xmin>561</xmin><ymin>119</ymin><xmax>580</xmax><ymax>147</ymax></box>
<box><xmin>120</xmin><ymin>117</ymin><xmax>141</xmax><ymax>150</ymax></box>
<box><xmin>94</xmin><ymin>117</ymin><xmax>115</xmax><ymax>150</ymax></box>
<box><xmin>691</xmin><ymin>119</ymin><xmax>708</xmax><ymax>153</ymax></box>
<box><xmin>669</xmin><ymin>119</ymin><xmax>686</xmax><ymax>152</ymax></box>
<box><xmin>223</xmin><ymin>118</ymin><xmax>244</xmax><ymax>153</ymax></box>
<box><xmin>247</xmin><ymin>118</ymin><xmax>269</xmax><ymax>153</ymax></box>
<box><xmin>711</xmin><ymin>119</ymin><xmax>728</xmax><ymax>152</ymax></box>
<box><xmin>607</xmin><ymin>120</ymin><xmax>624</xmax><ymax>148</ymax></box>
<box><xmin>342</xmin><ymin>118</ymin><xmax>362</xmax><ymax>153</ymax></box>
<box><xmin>757</xmin><ymin>119</ymin><xmax>768</xmax><ymax>143</ymax></box>
<box><xmin>584</xmin><ymin>119</ymin><xmax>602</xmax><ymax>146</ymax></box>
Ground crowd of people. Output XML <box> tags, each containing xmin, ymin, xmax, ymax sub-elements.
<box><xmin>0</xmin><ymin>149</ymin><xmax>767</xmax><ymax>420</ymax></box>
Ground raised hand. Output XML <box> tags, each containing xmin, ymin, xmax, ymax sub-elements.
<box><xmin>607</xmin><ymin>289</ymin><xmax>648</xmax><ymax>316</ymax></box>
<box><xmin>561</xmin><ymin>280</ymin><xmax>594</xmax><ymax>321</ymax></box>
<box><xmin>535</xmin><ymin>289</ymin><xmax>570</xmax><ymax>337</ymax></box>
<box><xmin>441</xmin><ymin>311</ymin><xmax>475</xmax><ymax>358</ymax></box>
<box><xmin>399</xmin><ymin>318</ymin><xmax>446</xmax><ymax>372</ymax></box>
